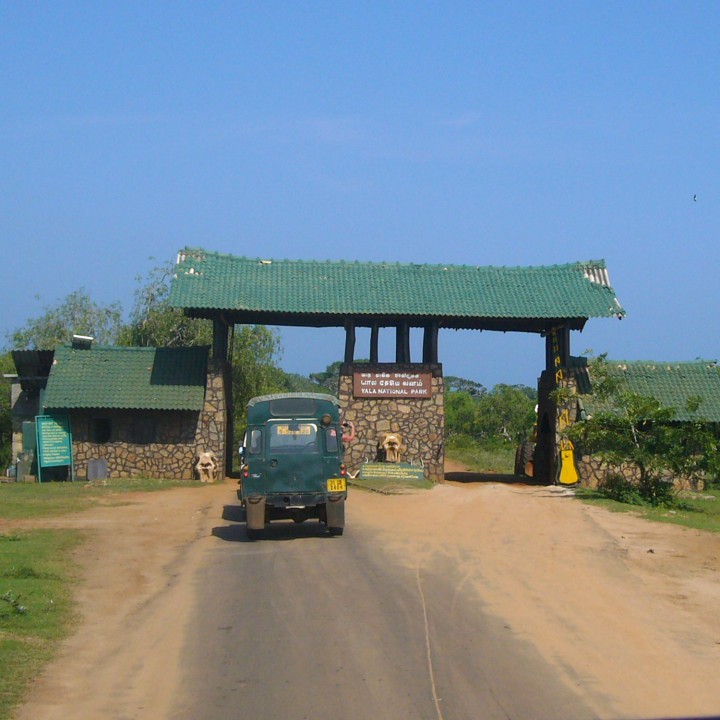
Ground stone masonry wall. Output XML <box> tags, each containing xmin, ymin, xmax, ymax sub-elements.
<box><xmin>71</xmin><ymin>359</ymin><xmax>227</xmax><ymax>481</ymax></box>
<box><xmin>338</xmin><ymin>363</ymin><xmax>445</xmax><ymax>482</ymax></box>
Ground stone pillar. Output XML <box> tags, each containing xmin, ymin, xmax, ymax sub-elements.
<box><xmin>338</xmin><ymin>363</ymin><xmax>445</xmax><ymax>482</ymax></box>
<box><xmin>195</xmin><ymin>358</ymin><xmax>227</xmax><ymax>476</ymax></box>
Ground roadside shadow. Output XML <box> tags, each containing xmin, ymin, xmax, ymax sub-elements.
<box><xmin>444</xmin><ymin>471</ymin><xmax>548</xmax><ymax>486</ymax></box>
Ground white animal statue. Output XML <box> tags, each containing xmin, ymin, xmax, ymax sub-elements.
<box><xmin>195</xmin><ymin>450</ymin><xmax>219</xmax><ymax>483</ymax></box>
<box><xmin>376</xmin><ymin>432</ymin><xmax>405</xmax><ymax>464</ymax></box>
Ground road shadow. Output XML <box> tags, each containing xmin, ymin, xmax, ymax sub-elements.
<box><xmin>444</xmin><ymin>471</ymin><xmax>548</xmax><ymax>486</ymax></box>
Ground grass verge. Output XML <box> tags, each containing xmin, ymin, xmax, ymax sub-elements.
<box><xmin>574</xmin><ymin>487</ymin><xmax>720</xmax><ymax>533</ymax></box>
<box><xmin>0</xmin><ymin>477</ymin><xmax>199</xmax><ymax>521</ymax></box>
<box><xmin>0</xmin><ymin>528</ymin><xmax>84</xmax><ymax>719</ymax></box>
<box><xmin>445</xmin><ymin>439</ymin><xmax>515</xmax><ymax>474</ymax></box>
<box><xmin>0</xmin><ymin>477</ymin><xmax>203</xmax><ymax>719</ymax></box>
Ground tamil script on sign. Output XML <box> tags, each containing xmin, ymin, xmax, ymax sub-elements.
<box><xmin>353</xmin><ymin>371</ymin><xmax>432</xmax><ymax>398</ymax></box>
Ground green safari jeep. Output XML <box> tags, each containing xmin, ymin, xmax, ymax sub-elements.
<box><xmin>238</xmin><ymin>393</ymin><xmax>348</xmax><ymax>539</ymax></box>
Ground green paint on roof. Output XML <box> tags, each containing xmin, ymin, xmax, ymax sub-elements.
<box><xmin>576</xmin><ymin>359</ymin><xmax>720</xmax><ymax>422</ymax></box>
<box><xmin>43</xmin><ymin>345</ymin><xmax>209</xmax><ymax>411</ymax></box>
<box><xmin>168</xmin><ymin>248</ymin><xmax>625</xmax><ymax>324</ymax></box>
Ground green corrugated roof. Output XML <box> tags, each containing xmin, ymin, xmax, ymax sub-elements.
<box><xmin>43</xmin><ymin>345</ymin><xmax>209</xmax><ymax>411</ymax></box>
<box><xmin>168</xmin><ymin>248</ymin><xmax>625</xmax><ymax>329</ymax></box>
<box><xmin>577</xmin><ymin>359</ymin><xmax>720</xmax><ymax>422</ymax></box>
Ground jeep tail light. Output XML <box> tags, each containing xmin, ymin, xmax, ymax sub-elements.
<box><xmin>340</xmin><ymin>464</ymin><xmax>346</xmax><ymax>477</ymax></box>
<box><xmin>242</xmin><ymin>464</ymin><xmax>249</xmax><ymax>479</ymax></box>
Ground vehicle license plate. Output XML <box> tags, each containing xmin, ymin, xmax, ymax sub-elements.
<box><xmin>327</xmin><ymin>478</ymin><xmax>346</xmax><ymax>492</ymax></box>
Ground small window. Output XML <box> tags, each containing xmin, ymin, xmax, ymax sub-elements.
<box><xmin>133</xmin><ymin>417</ymin><xmax>156</xmax><ymax>444</ymax></box>
<box><xmin>325</xmin><ymin>427</ymin><xmax>340</xmax><ymax>453</ymax></box>
<box><xmin>247</xmin><ymin>429</ymin><xmax>263</xmax><ymax>455</ymax></box>
<box><xmin>269</xmin><ymin>422</ymin><xmax>319</xmax><ymax>452</ymax></box>
<box><xmin>90</xmin><ymin>417</ymin><xmax>112</xmax><ymax>444</ymax></box>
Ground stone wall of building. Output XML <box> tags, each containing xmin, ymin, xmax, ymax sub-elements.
<box><xmin>70</xmin><ymin>359</ymin><xmax>228</xmax><ymax>481</ymax></box>
<box><xmin>71</xmin><ymin>409</ymin><xmax>200</xmax><ymax>479</ymax></box>
<box><xmin>577</xmin><ymin>454</ymin><xmax>705</xmax><ymax>492</ymax></box>
<box><xmin>338</xmin><ymin>363</ymin><xmax>445</xmax><ymax>482</ymax></box>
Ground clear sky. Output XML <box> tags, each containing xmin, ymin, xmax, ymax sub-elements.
<box><xmin>2</xmin><ymin>2</ymin><xmax>718</xmax><ymax>389</ymax></box>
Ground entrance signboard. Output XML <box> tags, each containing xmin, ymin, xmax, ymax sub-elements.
<box><xmin>35</xmin><ymin>415</ymin><xmax>74</xmax><ymax>482</ymax></box>
<box><xmin>353</xmin><ymin>370</ymin><xmax>432</xmax><ymax>398</ymax></box>
<box><xmin>358</xmin><ymin>462</ymin><xmax>426</xmax><ymax>483</ymax></box>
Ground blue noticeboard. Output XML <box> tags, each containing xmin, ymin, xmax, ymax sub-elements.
<box><xmin>35</xmin><ymin>415</ymin><xmax>74</xmax><ymax>482</ymax></box>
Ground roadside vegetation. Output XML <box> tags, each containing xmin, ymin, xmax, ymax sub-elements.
<box><xmin>0</xmin><ymin>478</ymin><xmax>207</xmax><ymax>719</ymax></box>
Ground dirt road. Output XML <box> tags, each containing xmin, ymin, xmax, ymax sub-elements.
<box><xmin>12</xmin><ymin>467</ymin><xmax>720</xmax><ymax>720</ymax></box>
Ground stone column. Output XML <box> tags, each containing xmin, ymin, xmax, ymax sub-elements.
<box><xmin>337</xmin><ymin>363</ymin><xmax>445</xmax><ymax>482</ymax></box>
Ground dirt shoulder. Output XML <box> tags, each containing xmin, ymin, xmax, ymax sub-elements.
<box><xmin>12</xmin><ymin>470</ymin><xmax>720</xmax><ymax>719</ymax></box>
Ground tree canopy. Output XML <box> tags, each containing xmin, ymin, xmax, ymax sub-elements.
<box><xmin>9</xmin><ymin>289</ymin><xmax>123</xmax><ymax>350</ymax></box>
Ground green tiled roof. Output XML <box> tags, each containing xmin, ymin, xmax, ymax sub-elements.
<box><xmin>168</xmin><ymin>248</ymin><xmax>625</xmax><ymax>329</ymax></box>
<box><xmin>43</xmin><ymin>346</ymin><xmax>209</xmax><ymax>411</ymax></box>
<box><xmin>576</xmin><ymin>359</ymin><xmax>720</xmax><ymax>422</ymax></box>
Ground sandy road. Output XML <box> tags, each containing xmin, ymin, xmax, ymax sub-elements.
<box><xmin>11</xmin><ymin>469</ymin><xmax>720</xmax><ymax>720</ymax></box>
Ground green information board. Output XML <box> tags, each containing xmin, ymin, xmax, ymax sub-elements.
<box><xmin>36</xmin><ymin>415</ymin><xmax>74</xmax><ymax>482</ymax></box>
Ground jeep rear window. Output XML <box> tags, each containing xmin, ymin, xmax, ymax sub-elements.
<box><xmin>269</xmin><ymin>397</ymin><xmax>318</xmax><ymax>417</ymax></box>
<box><xmin>269</xmin><ymin>422</ymin><xmax>319</xmax><ymax>452</ymax></box>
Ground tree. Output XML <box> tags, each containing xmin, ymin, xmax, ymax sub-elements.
<box><xmin>445</xmin><ymin>390</ymin><xmax>478</xmax><ymax>437</ymax></box>
<box><xmin>119</xmin><ymin>261</ymin><xmax>212</xmax><ymax>348</ymax></box>
<box><xmin>562</xmin><ymin>356</ymin><xmax>720</xmax><ymax>505</ymax></box>
<box><xmin>445</xmin><ymin>376</ymin><xmax>487</xmax><ymax>396</ymax></box>
<box><xmin>309</xmin><ymin>361</ymin><xmax>345</xmax><ymax>394</ymax></box>
<box><xmin>231</xmin><ymin>325</ymin><xmax>285</xmax><ymax>415</ymax></box>
<box><xmin>9</xmin><ymin>289</ymin><xmax>124</xmax><ymax>349</ymax></box>
<box><xmin>473</xmin><ymin>384</ymin><xmax>537</xmax><ymax>444</ymax></box>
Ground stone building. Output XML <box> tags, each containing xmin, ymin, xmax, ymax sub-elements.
<box><xmin>565</xmin><ymin>358</ymin><xmax>720</xmax><ymax>488</ymax></box>
<box><xmin>39</xmin><ymin>343</ymin><xmax>225</xmax><ymax>480</ymax></box>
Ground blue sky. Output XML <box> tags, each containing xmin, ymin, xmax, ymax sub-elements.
<box><xmin>2</xmin><ymin>2</ymin><xmax>718</xmax><ymax>388</ymax></box>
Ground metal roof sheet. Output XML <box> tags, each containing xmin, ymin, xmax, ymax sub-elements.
<box><xmin>168</xmin><ymin>248</ymin><xmax>625</xmax><ymax>329</ymax></box>
<box><xmin>575</xmin><ymin>358</ymin><xmax>720</xmax><ymax>422</ymax></box>
<box><xmin>43</xmin><ymin>345</ymin><xmax>209</xmax><ymax>411</ymax></box>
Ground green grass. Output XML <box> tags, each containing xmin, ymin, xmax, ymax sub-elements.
<box><xmin>0</xmin><ymin>477</ymin><xmax>201</xmax><ymax>521</ymax></box>
<box><xmin>0</xmin><ymin>528</ymin><xmax>84</xmax><ymax>719</ymax></box>
<box><xmin>445</xmin><ymin>437</ymin><xmax>515</xmax><ymax>474</ymax></box>
<box><xmin>0</xmin><ymin>477</ymin><xmax>206</xmax><ymax>719</ymax></box>
<box><xmin>574</xmin><ymin>487</ymin><xmax>720</xmax><ymax>533</ymax></box>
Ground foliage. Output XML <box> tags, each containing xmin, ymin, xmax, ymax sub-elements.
<box><xmin>309</xmin><ymin>360</ymin><xmax>344</xmax><ymax>394</ymax></box>
<box><xmin>474</xmin><ymin>384</ymin><xmax>536</xmax><ymax>443</ymax></box>
<box><xmin>445</xmin><ymin>384</ymin><xmax>536</xmax><ymax>446</ymax></box>
<box><xmin>118</xmin><ymin>261</ymin><xmax>212</xmax><ymax>348</ymax></box>
<box><xmin>561</xmin><ymin>355</ymin><xmax>720</xmax><ymax>506</ymax></box>
<box><xmin>445</xmin><ymin>376</ymin><xmax>487</xmax><ymax>396</ymax></box>
<box><xmin>230</xmin><ymin>325</ymin><xmax>285</xmax><ymax>423</ymax></box>
<box><xmin>9</xmin><ymin>289</ymin><xmax>124</xmax><ymax>350</ymax></box>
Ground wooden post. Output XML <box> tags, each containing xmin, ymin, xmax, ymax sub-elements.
<box><xmin>370</xmin><ymin>324</ymin><xmax>379</xmax><ymax>363</ymax></box>
<box><xmin>344</xmin><ymin>320</ymin><xmax>356</xmax><ymax>365</ymax></box>
<box><xmin>212</xmin><ymin>317</ymin><xmax>229</xmax><ymax>361</ymax></box>
<box><xmin>422</xmin><ymin>322</ymin><xmax>439</xmax><ymax>364</ymax></box>
<box><xmin>395</xmin><ymin>321</ymin><xmax>410</xmax><ymax>363</ymax></box>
